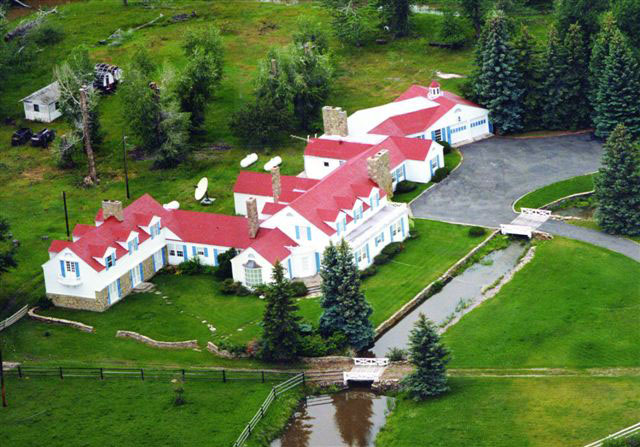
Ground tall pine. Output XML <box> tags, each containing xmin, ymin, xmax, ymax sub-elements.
<box><xmin>401</xmin><ymin>314</ymin><xmax>450</xmax><ymax>401</ymax></box>
<box><xmin>335</xmin><ymin>240</ymin><xmax>375</xmax><ymax>352</ymax></box>
<box><xmin>319</xmin><ymin>242</ymin><xmax>344</xmax><ymax>337</ymax></box>
<box><xmin>260</xmin><ymin>261</ymin><xmax>302</xmax><ymax>362</ymax></box>
<box><xmin>474</xmin><ymin>10</ymin><xmax>524</xmax><ymax>134</ymax></box>
<box><xmin>512</xmin><ymin>25</ymin><xmax>543</xmax><ymax>131</ymax></box>
<box><xmin>594</xmin><ymin>124</ymin><xmax>640</xmax><ymax>236</ymax></box>
<box><xmin>540</xmin><ymin>26</ymin><xmax>568</xmax><ymax>130</ymax></box>
<box><xmin>562</xmin><ymin>23</ymin><xmax>590</xmax><ymax>129</ymax></box>
<box><xmin>593</xmin><ymin>28</ymin><xmax>640</xmax><ymax>139</ymax></box>
<box><xmin>589</xmin><ymin>13</ymin><xmax>617</xmax><ymax>106</ymax></box>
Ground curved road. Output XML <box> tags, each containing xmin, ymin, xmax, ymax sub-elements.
<box><xmin>411</xmin><ymin>134</ymin><xmax>640</xmax><ymax>261</ymax></box>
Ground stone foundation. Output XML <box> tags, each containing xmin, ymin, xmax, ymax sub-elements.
<box><xmin>48</xmin><ymin>292</ymin><xmax>109</xmax><ymax>312</ymax></box>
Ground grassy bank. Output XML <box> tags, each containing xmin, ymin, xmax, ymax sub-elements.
<box><xmin>377</xmin><ymin>376</ymin><xmax>640</xmax><ymax>447</ymax></box>
<box><xmin>443</xmin><ymin>238</ymin><xmax>640</xmax><ymax>368</ymax></box>
<box><xmin>513</xmin><ymin>173</ymin><xmax>595</xmax><ymax>211</ymax></box>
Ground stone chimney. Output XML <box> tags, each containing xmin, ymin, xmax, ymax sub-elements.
<box><xmin>102</xmin><ymin>200</ymin><xmax>124</xmax><ymax>222</ymax></box>
<box><xmin>366</xmin><ymin>150</ymin><xmax>393</xmax><ymax>199</ymax></box>
<box><xmin>271</xmin><ymin>166</ymin><xmax>281</xmax><ymax>203</ymax></box>
<box><xmin>246</xmin><ymin>197</ymin><xmax>259</xmax><ymax>239</ymax></box>
<box><xmin>322</xmin><ymin>106</ymin><xmax>348</xmax><ymax>137</ymax></box>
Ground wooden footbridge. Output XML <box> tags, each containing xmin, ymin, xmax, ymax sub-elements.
<box><xmin>500</xmin><ymin>207</ymin><xmax>551</xmax><ymax>238</ymax></box>
<box><xmin>343</xmin><ymin>358</ymin><xmax>389</xmax><ymax>385</ymax></box>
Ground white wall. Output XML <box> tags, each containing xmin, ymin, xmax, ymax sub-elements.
<box><xmin>166</xmin><ymin>240</ymin><xmax>234</xmax><ymax>267</ymax></box>
<box><xmin>233</xmin><ymin>192</ymin><xmax>274</xmax><ymax>216</ymax></box>
<box><xmin>23</xmin><ymin>101</ymin><xmax>62</xmax><ymax>123</ymax></box>
<box><xmin>261</xmin><ymin>207</ymin><xmax>331</xmax><ymax>248</ymax></box>
<box><xmin>304</xmin><ymin>155</ymin><xmax>345</xmax><ymax>180</ymax></box>
<box><xmin>427</xmin><ymin>105</ymin><xmax>490</xmax><ymax>145</ymax></box>
<box><xmin>42</xmin><ymin>249</ymin><xmax>100</xmax><ymax>299</ymax></box>
<box><xmin>231</xmin><ymin>248</ymin><xmax>277</xmax><ymax>287</ymax></box>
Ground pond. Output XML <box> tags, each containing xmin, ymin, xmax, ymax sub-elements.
<box><xmin>271</xmin><ymin>388</ymin><xmax>394</xmax><ymax>447</ymax></box>
<box><xmin>371</xmin><ymin>242</ymin><xmax>526</xmax><ymax>357</ymax></box>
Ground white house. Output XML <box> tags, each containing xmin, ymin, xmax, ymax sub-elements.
<box><xmin>42</xmin><ymin>82</ymin><xmax>489</xmax><ymax>311</ymax></box>
<box><xmin>21</xmin><ymin>82</ymin><xmax>62</xmax><ymax>123</ymax></box>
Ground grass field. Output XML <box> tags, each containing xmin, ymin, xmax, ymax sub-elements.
<box><xmin>513</xmin><ymin>173</ymin><xmax>595</xmax><ymax>211</ymax></box>
<box><xmin>443</xmin><ymin>237</ymin><xmax>640</xmax><ymax>368</ymax></box>
<box><xmin>0</xmin><ymin>219</ymin><xmax>483</xmax><ymax>366</ymax></box>
<box><xmin>0</xmin><ymin>376</ymin><xmax>301</xmax><ymax>447</ymax></box>
<box><xmin>377</xmin><ymin>376</ymin><xmax>640</xmax><ymax>447</ymax></box>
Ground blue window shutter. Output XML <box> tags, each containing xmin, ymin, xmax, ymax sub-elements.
<box><xmin>60</xmin><ymin>260</ymin><xmax>66</xmax><ymax>277</ymax></box>
<box><xmin>152</xmin><ymin>256</ymin><xmax>156</xmax><ymax>272</ymax></box>
<box><xmin>139</xmin><ymin>263</ymin><xmax>144</xmax><ymax>281</ymax></box>
<box><xmin>307</xmin><ymin>226</ymin><xmax>312</xmax><ymax>241</ymax></box>
<box><xmin>295</xmin><ymin>225</ymin><xmax>300</xmax><ymax>240</ymax></box>
<box><xmin>117</xmin><ymin>279</ymin><xmax>122</xmax><ymax>297</ymax></box>
<box><xmin>365</xmin><ymin>244</ymin><xmax>370</xmax><ymax>264</ymax></box>
<box><xmin>489</xmin><ymin>121</ymin><xmax>494</xmax><ymax>133</ymax></box>
<box><xmin>315</xmin><ymin>252</ymin><xmax>320</xmax><ymax>273</ymax></box>
<box><xmin>431</xmin><ymin>130</ymin><xmax>436</xmax><ymax>140</ymax></box>
<box><xmin>107</xmin><ymin>285</ymin><xmax>111</xmax><ymax>303</ymax></box>
<box><xmin>183</xmin><ymin>245</ymin><xmax>188</xmax><ymax>260</ymax></box>
<box><xmin>214</xmin><ymin>248</ymin><xmax>219</xmax><ymax>267</ymax></box>
<box><xmin>75</xmin><ymin>262</ymin><xmax>80</xmax><ymax>278</ymax></box>
<box><xmin>401</xmin><ymin>219</ymin><xmax>405</xmax><ymax>237</ymax></box>
<box><xmin>390</xmin><ymin>226</ymin><xmax>394</xmax><ymax>241</ymax></box>
<box><xmin>192</xmin><ymin>246</ymin><xmax>196</xmax><ymax>256</ymax></box>
<box><xmin>287</xmin><ymin>258</ymin><xmax>293</xmax><ymax>279</ymax></box>
<box><xmin>105</xmin><ymin>256</ymin><xmax>109</xmax><ymax>271</ymax></box>
<box><xmin>375</xmin><ymin>237</ymin><xmax>378</xmax><ymax>247</ymax></box>
<box><xmin>204</xmin><ymin>247</ymin><xmax>208</xmax><ymax>257</ymax></box>
<box><xmin>446</xmin><ymin>126</ymin><xmax>452</xmax><ymax>143</ymax></box>
<box><xmin>135</xmin><ymin>238</ymin><xmax>138</xmax><ymax>250</ymax></box>
<box><xmin>129</xmin><ymin>269</ymin><xmax>133</xmax><ymax>285</ymax></box>
<box><xmin>381</xmin><ymin>231</ymin><xmax>385</xmax><ymax>242</ymax></box>
<box><xmin>402</xmin><ymin>164</ymin><xmax>406</xmax><ymax>180</ymax></box>
<box><xmin>161</xmin><ymin>248</ymin><xmax>167</xmax><ymax>266</ymax></box>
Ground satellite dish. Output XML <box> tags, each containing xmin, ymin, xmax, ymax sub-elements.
<box><xmin>194</xmin><ymin>177</ymin><xmax>214</xmax><ymax>205</ymax></box>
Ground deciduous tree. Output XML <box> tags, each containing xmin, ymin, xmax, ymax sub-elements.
<box><xmin>323</xmin><ymin>0</ymin><xmax>379</xmax><ymax>47</ymax></box>
<box><xmin>594</xmin><ymin>124</ymin><xmax>640</xmax><ymax>236</ymax></box>
<box><xmin>293</xmin><ymin>16</ymin><xmax>330</xmax><ymax>54</ymax></box>
<box><xmin>458</xmin><ymin>0</ymin><xmax>487</xmax><ymax>36</ymax></box>
<box><xmin>374</xmin><ymin>0</ymin><xmax>411</xmax><ymax>37</ymax></box>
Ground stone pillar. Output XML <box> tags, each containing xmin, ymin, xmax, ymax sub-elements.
<box><xmin>102</xmin><ymin>200</ymin><xmax>123</xmax><ymax>221</ymax></box>
<box><xmin>246</xmin><ymin>197</ymin><xmax>259</xmax><ymax>239</ymax></box>
<box><xmin>367</xmin><ymin>150</ymin><xmax>393</xmax><ymax>199</ymax></box>
<box><xmin>322</xmin><ymin>106</ymin><xmax>348</xmax><ymax>137</ymax></box>
<box><xmin>271</xmin><ymin>166</ymin><xmax>281</xmax><ymax>203</ymax></box>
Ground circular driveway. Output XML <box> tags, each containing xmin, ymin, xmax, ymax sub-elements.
<box><xmin>411</xmin><ymin>134</ymin><xmax>640</xmax><ymax>261</ymax></box>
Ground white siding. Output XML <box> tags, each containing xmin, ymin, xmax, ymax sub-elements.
<box><xmin>304</xmin><ymin>155</ymin><xmax>345</xmax><ymax>180</ymax></box>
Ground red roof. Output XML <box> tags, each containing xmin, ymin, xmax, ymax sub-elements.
<box><xmin>247</xmin><ymin>228</ymin><xmax>297</xmax><ymax>265</ymax></box>
<box><xmin>233</xmin><ymin>171</ymin><xmax>318</xmax><ymax>198</ymax></box>
<box><xmin>304</xmin><ymin>139</ymin><xmax>373</xmax><ymax>160</ymax></box>
<box><xmin>429</xmin><ymin>81</ymin><xmax>440</xmax><ymax>88</ymax></box>
<box><xmin>48</xmin><ymin>240</ymin><xmax>72</xmax><ymax>253</ymax></box>
<box><xmin>72</xmin><ymin>224</ymin><xmax>94</xmax><ymax>239</ymax></box>
<box><xmin>261</xmin><ymin>202</ymin><xmax>287</xmax><ymax>216</ymax></box>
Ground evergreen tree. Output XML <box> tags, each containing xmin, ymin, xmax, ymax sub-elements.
<box><xmin>589</xmin><ymin>13</ymin><xmax>617</xmax><ymax>104</ymax></box>
<box><xmin>594</xmin><ymin>124</ymin><xmax>640</xmax><ymax>236</ymax></box>
<box><xmin>293</xmin><ymin>16</ymin><xmax>330</xmax><ymax>54</ymax></box>
<box><xmin>562</xmin><ymin>23</ymin><xmax>590</xmax><ymax>129</ymax></box>
<box><xmin>319</xmin><ymin>242</ymin><xmax>343</xmax><ymax>337</ymax></box>
<box><xmin>554</xmin><ymin>0</ymin><xmax>609</xmax><ymax>44</ymax></box>
<box><xmin>260</xmin><ymin>261</ymin><xmax>303</xmax><ymax>362</ymax></box>
<box><xmin>335</xmin><ymin>240</ymin><xmax>374</xmax><ymax>351</ymax></box>
<box><xmin>0</xmin><ymin>217</ymin><xmax>18</xmax><ymax>276</ymax></box>
<box><xmin>473</xmin><ymin>10</ymin><xmax>524</xmax><ymax>134</ymax></box>
<box><xmin>512</xmin><ymin>25</ymin><xmax>543</xmax><ymax>130</ymax></box>
<box><xmin>593</xmin><ymin>28</ymin><xmax>640</xmax><ymax>139</ymax></box>
<box><xmin>323</xmin><ymin>0</ymin><xmax>379</xmax><ymax>47</ymax></box>
<box><xmin>374</xmin><ymin>0</ymin><xmax>411</xmax><ymax>37</ymax></box>
<box><xmin>612</xmin><ymin>0</ymin><xmax>640</xmax><ymax>49</ymax></box>
<box><xmin>401</xmin><ymin>313</ymin><xmax>450</xmax><ymax>401</ymax></box>
<box><xmin>540</xmin><ymin>26</ymin><xmax>568</xmax><ymax>130</ymax></box>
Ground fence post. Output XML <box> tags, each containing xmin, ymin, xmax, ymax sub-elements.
<box><xmin>222</xmin><ymin>369</ymin><xmax>226</xmax><ymax>383</ymax></box>
<box><xmin>261</xmin><ymin>371</ymin><xmax>265</xmax><ymax>383</ymax></box>
<box><xmin>140</xmin><ymin>369</ymin><xmax>144</xmax><ymax>381</ymax></box>
<box><xmin>272</xmin><ymin>386</ymin><xmax>277</xmax><ymax>399</ymax></box>
<box><xmin>302</xmin><ymin>372</ymin><xmax>305</xmax><ymax>386</ymax></box>
<box><xmin>182</xmin><ymin>369</ymin><xmax>185</xmax><ymax>381</ymax></box>
<box><xmin>59</xmin><ymin>367</ymin><xmax>63</xmax><ymax>380</ymax></box>
<box><xmin>100</xmin><ymin>368</ymin><xmax>104</xmax><ymax>380</ymax></box>
<box><xmin>17</xmin><ymin>366</ymin><xmax>22</xmax><ymax>379</ymax></box>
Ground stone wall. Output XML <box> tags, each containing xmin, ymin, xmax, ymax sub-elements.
<box><xmin>116</xmin><ymin>330</ymin><xmax>199</xmax><ymax>349</ymax></box>
<box><xmin>48</xmin><ymin>292</ymin><xmax>109</xmax><ymax>312</ymax></box>
<box><xmin>367</xmin><ymin>149</ymin><xmax>393</xmax><ymax>198</ymax></box>
<box><xmin>206</xmin><ymin>341</ymin><xmax>249</xmax><ymax>358</ymax></box>
<box><xmin>141</xmin><ymin>256</ymin><xmax>155</xmax><ymax>281</ymax></box>
<box><xmin>322</xmin><ymin>106</ymin><xmax>348</xmax><ymax>137</ymax></box>
<box><xmin>28</xmin><ymin>307</ymin><xmax>95</xmax><ymax>332</ymax></box>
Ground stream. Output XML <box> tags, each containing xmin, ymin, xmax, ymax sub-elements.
<box><xmin>271</xmin><ymin>388</ymin><xmax>394</xmax><ymax>447</ymax></box>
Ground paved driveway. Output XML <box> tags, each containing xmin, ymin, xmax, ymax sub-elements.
<box><xmin>411</xmin><ymin>134</ymin><xmax>640</xmax><ymax>261</ymax></box>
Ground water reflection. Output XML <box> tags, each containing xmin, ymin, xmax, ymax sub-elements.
<box><xmin>271</xmin><ymin>389</ymin><xmax>393</xmax><ymax>447</ymax></box>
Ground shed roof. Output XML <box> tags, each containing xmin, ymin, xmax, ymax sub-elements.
<box><xmin>21</xmin><ymin>81</ymin><xmax>61</xmax><ymax>104</ymax></box>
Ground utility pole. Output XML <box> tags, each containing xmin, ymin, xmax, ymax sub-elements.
<box><xmin>122</xmin><ymin>132</ymin><xmax>130</xmax><ymax>200</ymax></box>
<box><xmin>79</xmin><ymin>86</ymin><xmax>98</xmax><ymax>185</ymax></box>
<box><xmin>1</xmin><ymin>347</ymin><xmax>7</xmax><ymax>407</ymax></box>
<box><xmin>63</xmin><ymin>191</ymin><xmax>70</xmax><ymax>240</ymax></box>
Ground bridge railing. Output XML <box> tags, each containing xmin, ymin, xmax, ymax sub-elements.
<box><xmin>521</xmin><ymin>207</ymin><xmax>551</xmax><ymax>217</ymax></box>
<box><xmin>353</xmin><ymin>357</ymin><xmax>389</xmax><ymax>367</ymax></box>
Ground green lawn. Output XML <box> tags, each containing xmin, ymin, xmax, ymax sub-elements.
<box><xmin>0</xmin><ymin>376</ymin><xmax>300</xmax><ymax>447</ymax></box>
<box><xmin>377</xmin><ymin>376</ymin><xmax>640</xmax><ymax>447</ymax></box>
<box><xmin>443</xmin><ymin>237</ymin><xmax>640</xmax><ymax>368</ymax></box>
<box><xmin>513</xmin><ymin>174</ymin><xmax>595</xmax><ymax>211</ymax></box>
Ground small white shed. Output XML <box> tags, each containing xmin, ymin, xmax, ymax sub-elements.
<box><xmin>21</xmin><ymin>81</ymin><xmax>62</xmax><ymax>123</ymax></box>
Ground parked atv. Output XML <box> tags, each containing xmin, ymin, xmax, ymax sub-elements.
<box><xmin>31</xmin><ymin>128</ymin><xmax>56</xmax><ymax>148</ymax></box>
<box><xmin>11</xmin><ymin>127</ymin><xmax>33</xmax><ymax>146</ymax></box>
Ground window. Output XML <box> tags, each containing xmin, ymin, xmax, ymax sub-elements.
<box><xmin>434</xmin><ymin>129</ymin><xmax>442</xmax><ymax>141</ymax></box>
<box><xmin>176</xmin><ymin>247</ymin><xmax>184</xmax><ymax>257</ymax></box>
<box><xmin>244</xmin><ymin>261</ymin><xmax>263</xmax><ymax>287</ymax></box>
<box><xmin>354</xmin><ymin>246</ymin><xmax>367</xmax><ymax>264</ymax></box>
<box><xmin>375</xmin><ymin>232</ymin><xmax>384</xmax><ymax>246</ymax></box>
<box><xmin>393</xmin><ymin>167</ymin><xmax>403</xmax><ymax>183</ymax></box>
<box><xmin>391</xmin><ymin>220</ymin><xmax>402</xmax><ymax>237</ymax></box>
<box><xmin>353</xmin><ymin>205</ymin><xmax>363</xmax><ymax>222</ymax></box>
<box><xmin>127</xmin><ymin>237</ymin><xmax>139</xmax><ymax>254</ymax></box>
<box><xmin>197</xmin><ymin>247</ymin><xmax>206</xmax><ymax>256</ymax></box>
<box><xmin>54</xmin><ymin>102</ymin><xmax>59</xmax><ymax>110</ymax></box>
<box><xmin>105</xmin><ymin>254</ymin><xmax>115</xmax><ymax>269</ymax></box>
<box><xmin>150</xmin><ymin>222</ymin><xmax>161</xmax><ymax>238</ymax></box>
<box><xmin>65</xmin><ymin>261</ymin><xmax>76</xmax><ymax>274</ymax></box>
<box><xmin>323</xmin><ymin>161</ymin><xmax>330</xmax><ymax>167</ymax></box>
<box><xmin>169</xmin><ymin>244</ymin><xmax>176</xmax><ymax>256</ymax></box>
<box><xmin>33</xmin><ymin>104</ymin><xmax>40</xmax><ymax>112</ymax></box>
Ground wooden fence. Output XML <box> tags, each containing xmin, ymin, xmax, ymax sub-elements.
<box><xmin>584</xmin><ymin>422</ymin><xmax>640</xmax><ymax>447</ymax></box>
<box><xmin>232</xmin><ymin>372</ymin><xmax>305</xmax><ymax>447</ymax></box>
<box><xmin>0</xmin><ymin>305</ymin><xmax>28</xmax><ymax>332</ymax></box>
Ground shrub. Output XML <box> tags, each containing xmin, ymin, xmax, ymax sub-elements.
<box><xmin>468</xmin><ymin>226</ymin><xmax>487</xmax><ymax>237</ymax></box>
<box><xmin>395</xmin><ymin>180</ymin><xmax>417</xmax><ymax>193</ymax></box>
<box><xmin>214</xmin><ymin>248</ymin><xmax>237</xmax><ymax>279</ymax></box>
<box><xmin>172</xmin><ymin>385</ymin><xmax>186</xmax><ymax>407</ymax></box>
<box><xmin>436</xmin><ymin>139</ymin><xmax>453</xmax><ymax>154</ymax></box>
<box><xmin>252</xmin><ymin>284</ymin><xmax>269</xmax><ymax>297</ymax></box>
<box><xmin>360</xmin><ymin>264</ymin><xmax>378</xmax><ymax>279</ymax></box>
<box><xmin>300</xmin><ymin>333</ymin><xmax>330</xmax><ymax>357</ymax></box>
<box><xmin>381</xmin><ymin>242</ymin><xmax>404</xmax><ymax>257</ymax></box>
<box><xmin>218</xmin><ymin>339</ymin><xmax>248</xmax><ymax>355</ymax></box>
<box><xmin>386</xmin><ymin>347</ymin><xmax>408</xmax><ymax>361</ymax></box>
<box><xmin>373</xmin><ymin>253</ymin><xmax>390</xmax><ymax>265</ymax></box>
<box><xmin>178</xmin><ymin>257</ymin><xmax>205</xmax><ymax>275</ymax></box>
<box><xmin>290</xmin><ymin>281</ymin><xmax>309</xmax><ymax>297</ymax></box>
<box><xmin>438</xmin><ymin>11</ymin><xmax>474</xmax><ymax>49</ymax></box>
<box><xmin>603</xmin><ymin>434</ymin><xmax>640</xmax><ymax>447</ymax></box>
<box><xmin>36</xmin><ymin>295</ymin><xmax>53</xmax><ymax>310</ymax></box>
<box><xmin>430</xmin><ymin>279</ymin><xmax>445</xmax><ymax>294</ymax></box>
<box><xmin>220</xmin><ymin>278</ymin><xmax>250</xmax><ymax>296</ymax></box>
<box><xmin>432</xmin><ymin>167</ymin><xmax>450</xmax><ymax>183</ymax></box>
<box><xmin>33</xmin><ymin>23</ymin><xmax>65</xmax><ymax>46</ymax></box>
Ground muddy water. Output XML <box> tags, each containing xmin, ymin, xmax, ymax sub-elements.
<box><xmin>271</xmin><ymin>389</ymin><xmax>394</xmax><ymax>447</ymax></box>
<box><xmin>372</xmin><ymin>242</ymin><xmax>526</xmax><ymax>356</ymax></box>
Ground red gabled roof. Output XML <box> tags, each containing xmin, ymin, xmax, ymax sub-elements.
<box><xmin>49</xmin><ymin>240</ymin><xmax>72</xmax><ymax>253</ymax></box>
<box><xmin>233</xmin><ymin>171</ymin><xmax>319</xmax><ymax>198</ymax></box>
<box><xmin>72</xmin><ymin>224</ymin><xmax>94</xmax><ymax>240</ymax></box>
<box><xmin>370</xmin><ymin>107</ymin><xmax>445</xmax><ymax>136</ymax></box>
<box><xmin>169</xmin><ymin>211</ymin><xmax>256</xmax><ymax>249</ymax></box>
<box><xmin>304</xmin><ymin>139</ymin><xmax>373</xmax><ymax>160</ymax></box>
<box><xmin>261</xmin><ymin>202</ymin><xmax>287</xmax><ymax>216</ymax></box>
<box><xmin>247</xmin><ymin>228</ymin><xmax>297</xmax><ymax>265</ymax></box>
<box><xmin>373</xmin><ymin>136</ymin><xmax>432</xmax><ymax>164</ymax></box>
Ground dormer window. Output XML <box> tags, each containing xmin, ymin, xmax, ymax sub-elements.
<box><xmin>128</xmin><ymin>237</ymin><xmax>139</xmax><ymax>254</ymax></box>
<box><xmin>105</xmin><ymin>253</ymin><xmax>116</xmax><ymax>270</ymax></box>
<box><xmin>150</xmin><ymin>222</ymin><xmax>161</xmax><ymax>239</ymax></box>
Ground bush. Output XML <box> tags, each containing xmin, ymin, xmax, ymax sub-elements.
<box><xmin>36</xmin><ymin>295</ymin><xmax>53</xmax><ymax>310</ymax></box>
<box><xmin>436</xmin><ymin>139</ymin><xmax>453</xmax><ymax>154</ymax></box>
<box><xmin>220</xmin><ymin>278</ymin><xmax>250</xmax><ymax>296</ymax></box>
<box><xmin>386</xmin><ymin>347</ymin><xmax>408</xmax><ymax>361</ymax></box>
<box><xmin>373</xmin><ymin>253</ymin><xmax>390</xmax><ymax>265</ymax></box>
<box><xmin>32</xmin><ymin>23</ymin><xmax>65</xmax><ymax>46</ymax></box>
<box><xmin>395</xmin><ymin>180</ymin><xmax>417</xmax><ymax>193</ymax></box>
<box><xmin>290</xmin><ymin>281</ymin><xmax>308</xmax><ymax>297</ymax></box>
<box><xmin>218</xmin><ymin>339</ymin><xmax>248</xmax><ymax>355</ymax></box>
<box><xmin>432</xmin><ymin>167</ymin><xmax>450</xmax><ymax>183</ymax></box>
<box><xmin>178</xmin><ymin>257</ymin><xmax>206</xmax><ymax>275</ymax></box>
<box><xmin>300</xmin><ymin>333</ymin><xmax>330</xmax><ymax>357</ymax></box>
<box><xmin>360</xmin><ymin>264</ymin><xmax>378</xmax><ymax>279</ymax></box>
<box><xmin>430</xmin><ymin>279</ymin><xmax>445</xmax><ymax>294</ymax></box>
<box><xmin>214</xmin><ymin>248</ymin><xmax>237</xmax><ymax>279</ymax></box>
<box><xmin>172</xmin><ymin>385</ymin><xmax>186</xmax><ymax>407</ymax></box>
<box><xmin>603</xmin><ymin>434</ymin><xmax>640</xmax><ymax>447</ymax></box>
<box><xmin>382</xmin><ymin>242</ymin><xmax>404</xmax><ymax>257</ymax></box>
<box><xmin>468</xmin><ymin>226</ymin><xmax>487</xmax><ymax>237</ymax></box>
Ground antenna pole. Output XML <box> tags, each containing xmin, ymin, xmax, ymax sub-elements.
<box><xmin>1</xmin><ymin>347</ymin><xmax>7</xmax><ymax>407</ymax></box>
<box><xmin>123</xmin><ymin>132</ymin><xmax>130</xmax><ymax>200</ymax></box>
<box><xmin>63</xmin><ymin>191</ymin><xmax>70</xmax><ymax>241</ymax></box>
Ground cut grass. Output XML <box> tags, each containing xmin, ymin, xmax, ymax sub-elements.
<box><xmin>376</xmin><ymin>376</ymin><xmax>640</xmax><ymax>447</ymax></box>
<box><xmin>0</xmin><ymin>377</ymin><xmax>299</xmax><ymax>447</ymax></box>
<box><xmin>513</xmin><ymin>173</ymin><xmax>595</xmax><ymax>211</ymax></box>
<box><xmin>443</xmin><ymin>237</ymin><xmax>640</xmax><ymax>368</ymax></box>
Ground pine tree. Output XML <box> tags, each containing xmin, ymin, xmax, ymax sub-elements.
<box><xmin>594</xmin><ymin>124</ymin><xmax>640</xmax><ymax>236</ymax></box>
<box><xmin>401</xmin><ymin>313</ymin><xmax>450</xmax><ymax>401</ymax></box>
<box><xmin>589</xmin><ymin>13</ymin><xmax>617</xmax><ymax>107</ymax></box>
<box><xmin>473</xmin><ymin>10</ymin><xmax>524</xmax><ymax>134</ymax></box>
<box><xmin>260</xmin><ymin>262</ymin><xmax>303</xmax><ymax>362</ymax></box>
<box><xmin>562</xmin><ymin>23</ymin><xmax>590</xmax><ymax>129</ymax></box>
<box><xmin>540</xmin><ymin>26</ymin><xmax>568</xmax><ymax>130</ymax></box>
<box><xmin>319</xmin><ymin>242</ymin><xmax>343</xmax><ymax>337</ymax></box>
<box><xmin>512</xmin><ymin>25</ymin><xmax>543</xmax><ymax>131</ymax></box>
<box><xmin>593</xmin><ymin>29</ymin><xmax>640</xmax><ymax>139</ymax></box>
<box><xmin>334</xmin><ymin>240</ymin><xmax>375</xmax><ymax>352</ymax></box>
